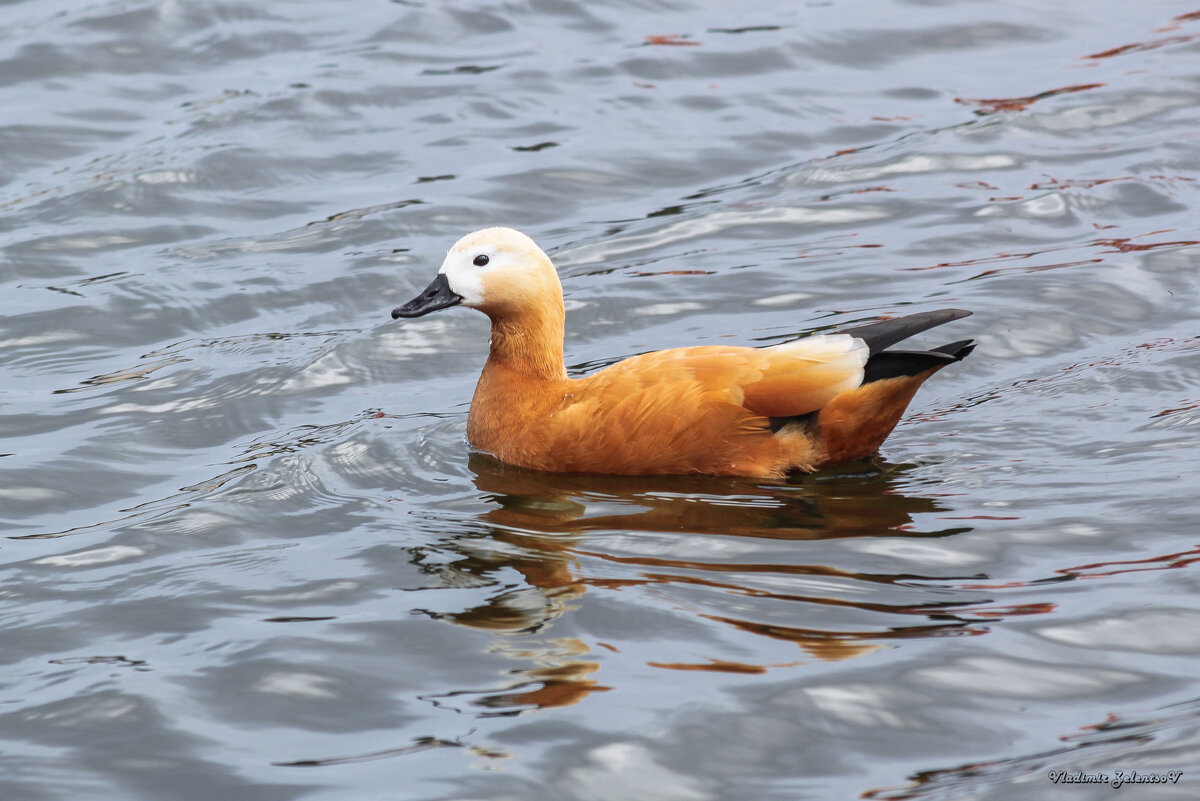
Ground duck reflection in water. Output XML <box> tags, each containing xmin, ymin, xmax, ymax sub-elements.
<box><xmin>469</xmin><ymin>452</ymin><xmax>955</xmax><ymax>541</ymax></box>
<box><xmin>418</xmin><ymin>454</ymin><xmax>982</xmax><ymax>717</ymax></box>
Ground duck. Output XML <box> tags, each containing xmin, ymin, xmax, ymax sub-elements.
<box><xmin>391</xmin><ymin>227</ymin><xmax>974</xmax><ymax>478</ymax></box>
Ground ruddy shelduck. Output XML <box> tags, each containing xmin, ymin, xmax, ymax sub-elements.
<box><xmin>392</xmin><ymin>227</ymin><xmax>974</xmax><ymax>478</ymax></box>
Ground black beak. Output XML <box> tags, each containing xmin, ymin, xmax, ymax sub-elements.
<box><xmin>391</xmin><ymin>274</ymin><xmax>463</xmax><ymax>319</ymax></box>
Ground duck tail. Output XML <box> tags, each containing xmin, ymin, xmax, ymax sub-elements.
<box><xmin>810</xmin><ymin>314</ymin><xmax>975</xmax><ymax>466</ymax></box>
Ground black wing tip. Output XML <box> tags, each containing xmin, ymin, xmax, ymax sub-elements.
<box><xmin>932</xmin><ymin>339</ymin><xmax>976</xmax><ymax>362</ymax></box>
<box><xmin>840</xmin><ymin>308</ymin><xmax>974</xmax><ymax>354</ymax></box>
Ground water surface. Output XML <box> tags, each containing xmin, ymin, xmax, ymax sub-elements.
<box><xmin>3</xmin><ymin>1</ymin><xmax>1200</xmax><ymax>799</ymax></box>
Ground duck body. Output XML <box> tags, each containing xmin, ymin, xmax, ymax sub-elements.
<box><xmin>393</xmin><ymin>228</ymin><xmax>974</xmax><ymax>478</ymax></box>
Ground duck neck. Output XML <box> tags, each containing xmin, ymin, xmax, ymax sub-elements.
<box><xmin>483</xmin><ymin>301</ymin><xmax>568</xmax><ymax>382</ymax></box>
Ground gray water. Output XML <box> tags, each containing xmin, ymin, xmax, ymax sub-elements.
<box><xmin>3</xmin><ymin>1</ymin><xmax>1200</xmax><ymax>799</ymax></box>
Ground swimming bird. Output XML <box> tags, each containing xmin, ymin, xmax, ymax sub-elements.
<box><xmin>392</xmin><ymin>227</ymin><xmax>974</xmax><ymax>478</ymax></box>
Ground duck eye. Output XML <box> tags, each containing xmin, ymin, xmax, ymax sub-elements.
<box><xmin>473</xmin><ymin>254</ymin><xmax>490</xmax><ymax>267</ymax></box>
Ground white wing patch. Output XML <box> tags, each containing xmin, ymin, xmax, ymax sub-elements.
<box><xmin>770</xmin><ymin>333</ymin><xmax>869</xmax><ymax>394</ymax></box>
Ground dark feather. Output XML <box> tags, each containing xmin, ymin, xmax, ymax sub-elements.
<box><xmin>768</xmin><ymin>410</ymin><xmax>817</xmax><ymax>434</ymax></box>
<box><xmin>838</xmin><ymin>309</ymin><xmax>972</xmax><ymax>355</ymax></box>
<box><xmin>864</xmin><ymin>339</ymin><xmax>975</xmax><ymax>382</ymax></box>
<box><xmin>931</xmin><ymin>339</ymin><xmax>976</xmax><ymax>360</ymax></box>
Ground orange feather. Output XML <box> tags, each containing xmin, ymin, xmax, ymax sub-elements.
<box><xmin>392</xmin><ymin>228</ymin><xmax>974</xmax><ymax>478</ymax></box>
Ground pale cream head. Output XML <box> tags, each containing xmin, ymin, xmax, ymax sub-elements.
<box><xmin>437</xmin><ymin>227</ymin><xmax>562</xmax><ymax>315</ymax></box>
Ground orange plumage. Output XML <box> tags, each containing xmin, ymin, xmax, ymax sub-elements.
<box><xmin>392</xmin><ymin>228</ymin><xmax>974</xmax><ymax>478</ymax></box>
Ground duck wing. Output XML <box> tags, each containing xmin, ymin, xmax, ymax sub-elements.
<box><xmin>590</xmin><ymin>335</ymin><xmax>870</xmax><ymax>419</ymax></box>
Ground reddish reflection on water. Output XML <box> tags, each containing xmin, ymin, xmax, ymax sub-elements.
<box><xmin>955</xmin><ymin>83</ymin><xmax>1105</xmax><ymax>114</ymax></box>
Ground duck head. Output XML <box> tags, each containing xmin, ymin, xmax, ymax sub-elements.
<box><xmin>392</xmin><ymin>227</ymin><xmax>563</xmax><ymax>320</ymax></box>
